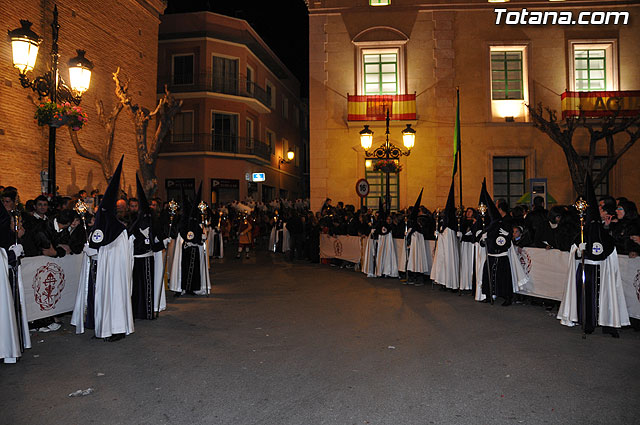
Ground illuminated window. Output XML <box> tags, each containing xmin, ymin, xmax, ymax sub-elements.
<box><xmin>491</xmin><ymin>51</ymin><xmax>523</xmax><ymax>100</ymax></box>
<box><xmin>574</xmin><ymin>49</ymin><xmax>606</xmax><ymax>91</ymax></box>
<box><xmin>370</xmin><ymin>0</ymin><xmax>391</xmax><ymax>5</ymax></box>
<box><xmin>568</xmin><ymin>40</ymin><xmax>617</xmax><ymax>91</ymax></box>
<box><xmin>364</xmin><ymin>53</ymin><xmax>398</xmax><ymax>95</ymax></box>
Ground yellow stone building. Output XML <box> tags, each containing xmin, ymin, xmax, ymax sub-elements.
<box><xmin>307</xmin><ymin>0</ymin><xmax>640</xmax><ymax>211</ymax></box>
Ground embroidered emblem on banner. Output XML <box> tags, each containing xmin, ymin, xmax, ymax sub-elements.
<box><xmin>516</xmin><ymin>247</ymin><xmax>532</xmax><ymax>275</ymax></box>
<box><xmin>333</xmin><ymin>239</ymin><xmax>343</xmax><ymax>257</ymax></box>
<box><xmin>496</xmin><ymin>236</ymin><xmax>506</xmax><ymax>246</ymax></box>
<box><xmin>91</xmin><ymin>229</ymin><xmax>104</xmax><ymax>244</ymax></box>
<box><xmin>187</xmin><ymin>231</ymin><xmax>195</xmax><ymax>241</ymax></box>
<box><xmin>32</xmin><ymin>262</ymin><xmax>66</xmax><ymax>311</ymax></box>
<box><xmin>592</xmin><ymin>242</ymin><xmax>603</xmax><ymax>255</ymax></box>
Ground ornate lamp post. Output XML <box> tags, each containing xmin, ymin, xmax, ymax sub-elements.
<box><xmin>8</xmin><ymin>6</ymin><xmax>93</xmax><ymax>195</ymax></box>
<box><xmin>360</xmin><ymin>109</ymin><xmax>415</xmax><ymax>211</ymax></box>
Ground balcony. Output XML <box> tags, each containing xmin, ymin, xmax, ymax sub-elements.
<box><xmin>561</xmin><ymin>90</ymin><xmax>640</xmax><ymax>119</ymax></box>
<box><xmin>161</xmin><ymin>133</ymin><xmax>272</xmax><ymax>162</ymax></box>
<box><xmin>347</xmin><ymin>93</ymin><xmax>416</xmax><ymax>121</ymax></box>
<box><xmin>158</xmin><ymin>73</ymin><xmax>272</xmax><ymax>113</ymax></box>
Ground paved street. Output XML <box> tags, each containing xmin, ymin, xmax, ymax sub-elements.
<box><xmin>2</xmin><ymin>251</ymin><xmax>639</xmax><ymax>425</ymax></box>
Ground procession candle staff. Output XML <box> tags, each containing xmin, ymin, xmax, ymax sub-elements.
<box><xmin>478</xmin><ymin>202</ymin><xmax>492</xmax><ymax>304</ymax></box>
<box><xmin>197</xmin><ymin>200</ymin><xmax>210</xmax><ymax>296</ymax></box>
<box><xmin>73</xmin><ymin>199</ymin><xmax>89</xmax><ymax>242</ymax></box>
<box><xmin>10</xmin><ymin>209</ymin><xmax>25</xmax><ymax>350</ymax></box>
<box><xmin>574</xmin><ymin>196</ymin><xmax>589</xmax><ymax>339</ymax></box>
<box><xmin>158</xmin><ymin>199</ymin><xmax>179</xmax><ymax>318</ymax></box>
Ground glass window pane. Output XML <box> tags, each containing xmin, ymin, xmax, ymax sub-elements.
<box><xmin>575</xmin><ymin>80</ymin><xmax>588</xmax><ymax>90</ymax></box>
<box><xmin>381</xmin><ymin>73</ymin><xmax>396</xmax><ymax>83</ymax></box>
<box><xmin>507</xmin><ymin>60</ymin><xmax>521</xmax><ymax>70</ymax></box>
<box><xmin>590</xmin><ymin>70</ymin><xmax>605</xmax><ymax>79</ymax></box>
<box><xmin>575</xmin><ymin>50</ymin><xmax>588</xmax><ymax>58</ymax></box>
<box><xmin>492</xmin><ymin>70</ymin><xmax>505</xmax><ymax>80</ymax></box>
<box><xmin>492</xmin><ymin>81</ymin><xmax>506</xmax><ymax>91</ymax></box>
<box><xmin>380</xmin><ymin>54</ymin><xmax>396</xmax><ymax>62</ymax></box>
<box><xmin>575</xmin><ymin>59</ymin><xmax>588</xmax><ymax>69</ymax></box>
<box><xmin>365</xmin><ymin>74</ymin><xmax>379</xmax><ymax>83</ymax></box>
<box><xmin>507</xmin><ymin>81</ymin><xmax>522</xmax><ymax>91</ymax></box>
<box><xmin>575</xmin><ymin>70</ymin><xmax>588</xmax><ymax>79</ymax></box>
<box><xmin>494</xmin><ymin>185</ymin><xmax>507</xmax><ymax>196</ymax></box>
<box><xmin>365</xmin><ymin>83</ymin><xmax>379</xmax><ymax>93</ymax></box>
<box><xmin>506</xmin><ymin>52</ymin><xmax>522</xmax><ymax>60</ymax></box>
<box><xmin>590</xmin><ymin>80</ymin><xmax>605</xmax><ymax>90</ymax></box>
<box><xmin>491</xmin><ymin>60</ymin><xmax>505</xmax><ymax>70</ymax></box>
<box><xmin>381</xmin><ymin>63</ymin><xmax>396</xmax><ymax>73</ymax></box>
<box><xmin>508</xmin><ymin>70</ymin><xmax>522</xmax><ymax>80</ymax></box>
<box><xmin>493</xmin><ymin>157</ymin><xmax>508</xmax><ymax>169</ymax></box>
<box><xmin>365</xmin><ymin>64</ymin><xmax>379</xmax><ymax>73</ymax></box>
<box><xmin>589</xmin><ymin>50</ymin><xmax>605</xmax><ymax>58</ymax></box>
<box><xmin>364</xmin><ymin>54</ymin><xmax>379</xmax><ymax>63</ymax></box>
<box><xmin>510</xmin><ymin>171</ymin><xmax>524</xmax><ymax>182</ymax></box>
<box><xmin>494</xmin><ymin>171</ymin><xmax>508</xmax><ymax>184</ymax></box>
<box><xmin>492</xmin><ymin>91</ymin><xmax>506</xmax><ymax>100</ymax></box>
<box><xmin>507</xmin><ymin>91</ymin><xmax>523</xmax><ymax>100</ymax></box>
<box><xmin>381</xmin><ymin>83</ymin><xmax>397</xmax><ymax>92</ymax></box>
<box><xmin>509</xmin><ymin>157</ymin><xmax>524</xmax><ymax>169</ymax></box>
<box><xmin>491</xmin><ymin>52</ymin><xmax>505</xmax><ymax>61</ymax></box>
<box><xmin>510</xmin><ymin>184</ymin><xmax>523</xmax><ymax>196</ymax></box>
<box><xmin>590</xmin><ymin>59</ymin><xmax>605</xmax><ymax>69</ymax></box>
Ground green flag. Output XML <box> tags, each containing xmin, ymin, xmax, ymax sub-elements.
<box><xmin>452</xmin><ymin>88</ymin><xmax>460</xmax><ymax>176</ymax></box>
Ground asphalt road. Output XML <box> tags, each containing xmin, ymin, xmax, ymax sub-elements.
<box><xmin>1</xmin><ymin>251</ymin><xmax>639</xmax><ymax>425</ymax></box>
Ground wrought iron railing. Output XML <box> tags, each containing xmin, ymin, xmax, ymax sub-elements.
<box><xmin>162</xmin><ymin>133</ymin><xmax>272</xmax><ymax>161</ymax></box>
<box><xmin>158</xmin><ymin>73</ymin><xmax>271</xmax><ymax>108</ymax></box>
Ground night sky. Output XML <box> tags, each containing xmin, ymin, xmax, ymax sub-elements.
<box><xmin>165</xmin><ymin>0</ymin><xmax>310</xmax><ymax>97</ymax></box>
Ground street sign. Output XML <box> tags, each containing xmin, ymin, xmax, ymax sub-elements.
<box><xmin>355</xmin><ymin>178</ymin><xmax>370</xmax><ymax>198</ymax></box>
<box><xmin>252</xmin><ymin>172</ymin><xmax>265</xmax><ymax>182</ymax></box>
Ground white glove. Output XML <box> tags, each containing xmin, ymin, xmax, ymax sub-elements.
<box><xmin>579</xmin><ymin>243</ymin><xmax>586</xmax><ymax>252</ymax></box>
<box><xmin>163</xmin><ymin>238</ymin><xmax>171</xmax><ymax>248</ymax></box>
<box><xmin>481</xmin><ymin>233</ymin><xmax>487</xmax><ymax>241</ymax></box>
<box><xmin>456</xmin><ymin>231</ymin><xmax>462</xmax><ymax>239</ymax></box>
<box><xmin>83</xmin><ymin>245</ymin><xmax>98</xmax><ymax>257</ymax></box>
<box><xmin>9</xmin><ymin>244</ymin><xmax>24</xmax><ymax>258</ymax></box>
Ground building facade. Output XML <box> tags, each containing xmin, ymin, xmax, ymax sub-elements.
<box><xmin>0</xmin><ymin>0</ymin><xmax>166</xmax><ymax>199</ymax></box>
<box><xmin>307</xmin><ymin>0</ymin><xmax>640</xmax><ymax>211</ymax></box>
<box><xmin>156</xmin><ymin>12</ymin><xmax>309</xmax><ymax>206</ymax></box>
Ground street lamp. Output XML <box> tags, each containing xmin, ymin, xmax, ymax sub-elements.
<box><xmin>8</xmin><ymin>6</ymin><xmax>93</xmax><ymax>195</ymax></box>
<box><xmin>279</xmin><ymin>149</ymin><xmax>295</xmax><ymax>165</ymax></box>
<box><xmin>360</xmin><ymin>109</ymin><xmax>414</xmax><ymax>212</ymax></box>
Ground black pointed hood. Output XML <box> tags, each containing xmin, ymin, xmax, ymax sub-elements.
<box><xmin>180</xmin><ymin>181</ymin><xmax>203</xmax><ymax>243</ymax></box>
<box><xmin>131</xmin><ymin>173</ymin><xmax>152</xmax><ymax>231</ymax></box>
<box><xmin>443</xmin><ymin>178</ymin><xmax>458</xmax><ymax>231</ymax></box>
<box><xmin>583</xmin><ymin>172</ymin><xmax>599</xmax><ymax>225</ymax></box>
<box><xmin>409</xmin><ymin>188</ymin><xmax>423</xmax><ymax>225</ymax></box>
<box><xmin>89</xmin><ymin>155</ymin><xmax>125</xmax><ymax>249</ymax></box>
<box><xmin>479</xmin><ymin>178</ymin><xmax>501</xmax><ymax>224</ymax></box>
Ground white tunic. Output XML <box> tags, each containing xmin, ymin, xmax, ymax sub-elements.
<box><xmin>406</xmin><ymin>230</ymin><xmax>429</xmax><ymax>274</ymax></box>
<box><xmin>375</xmin><ymin>233</ymin><xmax>399</xmax><ymax>278</ymax></box>
<box><xmin>169</xmin><ymin>234</ymin><xmax>211</xmax><ymax>296</ymax></box>
<box><xmin>431</xmin><ymin>227</ymin><xmax>460</xmax><ymax>289</ymax></box>
<box><xmin>0</xmin><ymin>249</ymin><xmax>26</xmax><ymax>363</ymax></box>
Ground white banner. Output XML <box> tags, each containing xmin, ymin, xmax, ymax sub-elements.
<box><xmin>619</xmin><ymin>255</ymin><xmax>640</xmax><ymax>320</ymax></box>
<box><xmin>514</xmin><ymin>247</ymin><xmax>570</xmax><ymax>301</ymax></box>
<box><xmin>20</xmin><ymin>255</ymin><xmax>83</xmax><ymax>322</ymax></box>
<box><xmin>319</xmin><ymin>235</ymin><xmax>363</xmax><ymax>264</ymax></box>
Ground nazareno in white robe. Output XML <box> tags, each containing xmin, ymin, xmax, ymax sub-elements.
<box><xmin>431</xmin><ymin>227</ymin><xmax>460</xmax><ymax>289</ymax></box>
<box><xmin>557</xmin><ymin>245</ymin><xmax>630</xmax><ymax>329</ymax></box>
<box><xmin>362</xmin><ymin>231</ymin><xmax>377</xmax><ymax>278</ymax></box>
<box><xmin>269</xmin><ymin>225</ymin><xmax>290</xmax><ymax>253</ymax></box>
<box><xmin>375</xmin><ymin>232</ymin><xmax>399</xmax><ymax>278</ymax></box>
<box><xmin>169</xmin><ymin>234</ymin><xmax>211</xmax><ymax>296</ymax></box>
<box><xmin>207</xmin><ymin>227</ymin><xmax>224</xmax><ymax>258</ymax></box>
<box><xmin>71</xmin><ymin>231</ymin><xmax>135</xmax><ymax>338</ymax></box>
<box><xmin>0</xmin><ymin>248</ymin><xmax>30</xmax><ymax>363</ymax></box>
<box><xmin>406</xmin><ymin>230</ymin><xmax>428</xmax><ymax>274</ymax></box>
<box><xmin>474</xmin><ymin>239</ymin><xmax>487</xmax><ymax>301</ymax></box>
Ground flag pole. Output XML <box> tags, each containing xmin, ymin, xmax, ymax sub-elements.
<box><xmin>456</xmin><ymin>87</ymin><xmax>462</xmax><ymax>209</ymax></box>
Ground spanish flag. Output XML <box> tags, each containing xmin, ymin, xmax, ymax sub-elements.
<box><xmin>347</xmin><ymin>94</ymin><xmax>416</xmax><ymax>121</ymax></box>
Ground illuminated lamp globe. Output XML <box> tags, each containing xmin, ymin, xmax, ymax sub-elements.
<box><xmin>8</xmin><ymin>20</ymin><xmax>41</xmax><ymax>74</ymax></box>
<box><xmin>286</xmin><ymin>149</ymin><xmax>295</xmax><ymax>162</ymax></box>
<box><xmin>359</xmin><ymin>125</ymin><xmax>374</xmax><ymax>150</ymax></box>
<box><xmin>401</xmin><ymin>124</ymin><xmax>416</xmax><ymax>150</ymax></box>
<box><xmin>68</xmin><ymin>50</ymin><xmax>93</xmax><ymax>94</ymax></box>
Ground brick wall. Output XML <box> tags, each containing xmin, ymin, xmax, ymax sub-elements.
<box><xmin>0</xmin><ymin>0</ymin><xmax>165</xmax><ymax>201</ymax></box>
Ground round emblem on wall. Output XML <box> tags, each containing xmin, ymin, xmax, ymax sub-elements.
<box><xmin>496</xmin><ymin>236</ymin><xmax>507</xmax><ymax>246</ymax></box>
<box><xmin>592</xmin><ymin>242</ymin><xmax>604</xmax><ymax>255</ymax></box>
<box><xmin>91</xmin><ymin>229</ymin><xmax>104</xmax><ymax>244</ymax></box>
<box><xmin>187</xmin><ymin>231</ymin><xmax>195</xmax><ymax>241</ymax></box>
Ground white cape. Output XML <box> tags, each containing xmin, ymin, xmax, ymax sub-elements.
<box><xmin>1</xmin><ymin>249</ymin><xmax>30</xmax><ymax>363</ymax></box>
<box><xmin>71</xmin><ymin>249</ymin><xmax>93</xmax><ymax>334</ymax></box>
<box><xmin>269</xmin><ymin>225</ymin><xmax>290</xmax><ymax>252</ymax></box>
<box><xmin>406</xmin><ymin>231</ymin><xmax>428</xmax><ymax>274</ymax></box>
<box><xmin>431</xmin><ymin>228</ymin><xmax>460</xmax><ymax>289</ymax></box>
<box><xmin>460</xmin><ymin>240</ymin><xmax>474</xmax><ymax>291</ymax></box>
<box><xmin>169</xmin><ymin>234</ymin><xmax>211</xmax><ymax>295</ymax></box>
<box><xmin>362</xmin><ymin>231</ymin><xmax>377</xmax><ymax>278</ymax></box>
<box><xmin>376</xmin><ymin>233</ymin><xmax>399</xmax><ymax>278</ymax></box>
<box><xmin>153</xmin><ymin>250</ymin><xmax>167</xmax><ymax>312</ymax></box>
<box><xmin>474</xmin><ymin>242</ymin><xmax>487</xmax><ymax>301</ymax></box>
<box><xmin>557</xmin><ymin>246</ymin><xmax>630</xmax><ymax>328</ymax></box>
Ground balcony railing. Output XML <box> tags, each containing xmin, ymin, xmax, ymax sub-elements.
<box><xmin>158</xmin><ymin>73</ymin><xmax>271</xmax><ymax>109</ymax></box>
<box><xmin>347</xmin><ymin>93</ymin><xmax>417</xmax><ymax>121</ymax></box>
<box><xmin>161</xmin><ymin>133</ymin><xmax>272</xmax><ymax>161</ymax></box>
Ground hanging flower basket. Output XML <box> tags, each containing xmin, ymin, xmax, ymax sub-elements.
<box><xmin>373</xmin><ymin>159</ymin><xmax>402</xmax><ymax>174</ymax></box>
<box><xmin>34</xmin><ymin>101</ymin><xmax>88</xmax><ymax>131</ymax></box>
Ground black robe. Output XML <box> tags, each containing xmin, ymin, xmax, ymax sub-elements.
<box><xmin>482</xmin><ymin>217</ymin><xmax>514</xmax><ymax>299</ymax></box>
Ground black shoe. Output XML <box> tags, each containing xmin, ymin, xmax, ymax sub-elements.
<box><xmin>602</xmin><ymin>327</ymin><xmax>620</xmax><ymax>338</ymax></box>
<box><xmin>501</xmin><ymin>298</ymin><xmax>512</xmax><ymax>306</ymax></box>
<box><xmin>106</xmin><ymin>333</ymin><xmax>125</xmax><ymax>342</ymax></box>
